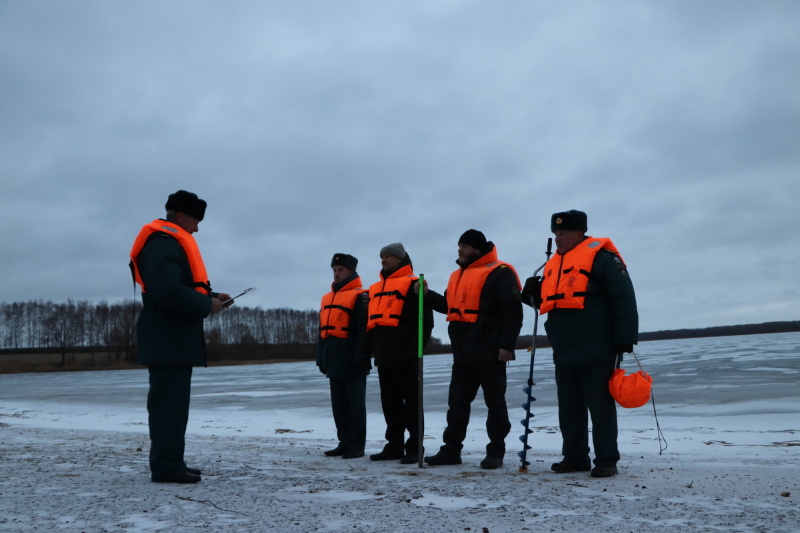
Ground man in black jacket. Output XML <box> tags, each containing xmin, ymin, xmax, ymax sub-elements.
<box><xmin>522</xmin><ymin>210</ymin><xmax>638</xmax><ymax>478</ymax></box>
<box><xmin>130</xmin><ymin>190</ymin><xmax>231</xmax><ymax>484</ymax></box>
<box><xmin>366</xmin><ymin>243</ymin><xmax>433</xmax><ymax>465</ymax></box>
<box><xmin>421</xmin><ymin>230</ymin><xmax>523</xmax><ymax>469</ymax></box>
<box><xmin>317</xmin><ymin>253</ymin><xmax>370</xmax><ymax>459</ymax></box>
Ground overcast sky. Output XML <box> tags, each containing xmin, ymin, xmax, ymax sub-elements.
<box><xmin>1</xmin><ymin>1</ymin><xmax>798</xmax><ymax>342</ymax></box>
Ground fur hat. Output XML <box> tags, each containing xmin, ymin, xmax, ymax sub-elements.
<box><xmin>331</xmin><ymin>253</ymin><xmax>358</xmax><ymax>271</ymax></box>
<box><xmin>379</xmin><ymin>242</ymin><xmax>407</xmax><ymax>260</ymax></box>
<box><xmin>458</xmin><ymin>229</ymin><xmax>491</xmax><ymax>253</ymax></box>
<box><xmin>165</xmin><ymin>190</ymin><xmax>207</xmax><ymax>221</ymax></box>
<box><xmin>551</xmin><ymin>210</ymin><xmax>587</xmax><ymax>233</ymax></box>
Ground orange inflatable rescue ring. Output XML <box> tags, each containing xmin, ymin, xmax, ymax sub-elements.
<box><xmin>609</xmin><ymin>351</ymin><xmax>652</xmax><ymax>408</ymax></box>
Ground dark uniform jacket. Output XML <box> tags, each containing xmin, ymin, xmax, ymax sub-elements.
<box><xmin>543</xmin><ymin>248</ymin><xmax>638</xmax><ymax>365</ymax></box>
<box><xmin>135</xmin><ymin>232</ymin><xmax>214</xmax><ymax>367</ymax></box>
<box><xmin>427</xmin><ymin>250</ymin><xmax>524</xmax><ymax>364</ymax></box>
<box><xmin>316</xmin><ymin>274</ymin><xmax>371</xmax><ymax>379</ymax></box>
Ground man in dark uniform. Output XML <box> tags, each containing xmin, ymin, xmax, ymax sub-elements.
<box><xmin>421</xmin><ymin>230</ymin><xmax>523</xmax><ymax>469</ymax></box>
<box><xmin>523</xmin><ymin>210</ymin><xmax>638</xmax><ymax>478</ymax></box>
<box><xmin>317</xmin><ymin>253</ymin><xmax>370</xmax><ymax>459</ymax></box>
<box><xmin>130</xmin><ymin>190</ymin><xmax>231</xmax><ymax>484</ymax></box>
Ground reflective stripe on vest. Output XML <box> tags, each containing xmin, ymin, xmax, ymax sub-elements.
<box><xmin>445</xmin><ymin>247</ymin><xmax>520</xmax><ymax>323</ymax></box>
<box><xmin>539</xmin><ymin>237</ymin><xmax>623</xmax><ymax>314</ymax></box>
<box><xmin>366</xmin><ymin>264</ymin><xmax>417</xmax><ymax>330</ymax></box>
<box><xmin>129</xmin><ymin>219</ymin><xmax>211</xmax><ymax>295</ymax></box>
<box><xmin>319</xmin><ymin>277</ymin><xmax>366</xmax><ymax>339</ymax></box>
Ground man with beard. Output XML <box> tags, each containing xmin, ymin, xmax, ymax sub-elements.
<box><xmin>421</xmin><ymin>230</ymin><xmax>523</xmax><ymax>469</ymax></box>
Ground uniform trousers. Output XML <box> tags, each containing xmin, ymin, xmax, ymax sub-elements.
<box><xmin>442</xmin><ymin>361</ymin><xmax>510</xmax><ymax>457</ymax></box>
<box><xmin>376</xmin><ymin>362</ymin><xmax>420</xmax><ymax>453</ymax></box>
<box><xmin>147</xmin><ymin>364</ymin><xmax>193</xmax><ymax>480</ymax></box>
<box><xmin>555</xmin><ymin>363</ymin><xmax>620</xmax><ymax>468</ymax></box>
<box><xmin>329</xmin><ymin>374</ymin><xmax>367</xmax><ymax>453</ymax></box>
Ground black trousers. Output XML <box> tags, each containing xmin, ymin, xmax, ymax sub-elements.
<box><xmin>329</xmin><ymin>373</ymin><xmax>367</xmax><ymax>453</ymax></box>
<box><xmin>376</xmin><ymin>362</ymin><xmax>420</xmax><ymax>453</ymax></box>
<box><xmin>555</xmin><ymin>363</ymin><xmax>620</xmax><ymax>468</ymax></box>
<box><xmin>147</xmin><ymin>364</ymin><xmax>193</xmax><ymax>480</ymax></box>
<box><xmin>442</xmin><ymin>361</ymin><xmax>510</xmax><ymax>457</ymax></box>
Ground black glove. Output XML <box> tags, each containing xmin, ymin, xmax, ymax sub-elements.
<box><xmin>318</xmin><ymin>366</ymin><xmax>327</xmax><ymax>375</ymax></box>
<box><xmin>615</xmin><ymin>344</ymin><xmax>633</xmax><ymax>356</ymax></box>
<box><xmin>521</xmin><ymin>276</ymin><xmax>542</xmax><ymax>308</ymax></box>
<box><xmin>352</xmin><ymin>357</ymin><xmax>372</xmax><ymax>373</ymax></box>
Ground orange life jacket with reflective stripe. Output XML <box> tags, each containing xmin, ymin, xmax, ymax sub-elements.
<box><xmin>366</xmin><ymin>264</ymin><xmax>417</xmax><ymax>330</ymax></box>
<box><xmin>319</xmin><ymin>277</ymin><xmax>367</xmax><ymax>339</ymax></box>
<box><xmin>446</xmin><ymin>247</ymin><xmax>521</xmax><ymax>323</ymax></box>
<box><xmin>129</xmin><ymin>219</ymin><xmax>211</xmax><ymax>295</ymax></box>
<box><xmin>539</xmin><ymin>237</ymin><xmax>623</xmax><ymax>314</ymax></box>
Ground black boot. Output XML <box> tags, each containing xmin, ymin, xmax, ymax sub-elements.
<box><xmin>369</xmin><ymin>445</ymin><xmax>404</xmax><ymax>461</ymax></box>
<box><xmin>479</xmin><ymin>454</ymin><xmax>503</xmax><ymax>469</ymax></box>
<box><xmin>324</xmin><ymin>444</ymin><xmax>347</xmax><ymax>457</ymax></box>
<box><xmin>423</xmin><ymin>447</ymin><xmax>462</xmax><ymax>466</ymax></box>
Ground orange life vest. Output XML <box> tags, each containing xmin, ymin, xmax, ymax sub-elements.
<box><xmin>366</xmin><ymin>264</ymin><xmax>417</xmax><ymax>330</ymax></box>
<box><xmin>445</xmin><ymin>247</ymin><xmax>521</xmax><ymax>323</ymax></box>
<box><xmin>539</xmin><ymin>237</ymin><xmax>623</xmax><ymax>314</ymax></box>
<box><xmin>319</xmin><ymin>277</ymin><xmax>367</xmax><ymax>339</ymax></box>
<box><xmin>129</xmin><ymin>219</ymin><xmax>211</xmax><ymax>295</ymax></box>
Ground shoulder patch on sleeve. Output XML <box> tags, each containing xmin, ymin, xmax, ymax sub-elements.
<box><xmin>613</xmin><ymin>256</ymin><xmax>629</xmax><ymax>278</ymax></box>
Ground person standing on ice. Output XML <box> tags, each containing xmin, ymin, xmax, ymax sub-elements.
<box><xmin>366</xmin><ymin>243</ymin><xmax>433</xmax><ymax>465</ymax></box>
<box><xmin>316</xmin><ymin>253</ymin><xmax>371</xmax><ymax>459</ymax></box>
<box><xmin>420</xmin><ymin>229</ymin><xmax>523</xmax><ymax>469</ymax></box>
<box><xmin>522</xmin><ymin>210</ymin><xmax>638</xmax><ymax>478</ymax></box>
<box><xmin>129</xmin><ymin>190</ymin><xmax>232</xmax><ymax>484</ymax></box>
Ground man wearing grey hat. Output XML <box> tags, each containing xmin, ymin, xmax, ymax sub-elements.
<box><xmin>317</xmin><ymin>253</ymin><xmax>370</xmax><ymax>459</ymax></box>
<box><xmin>421</xmin><ymin>230</ymin><xmax>523</xmax><ymax>469</ymax></box>
<box><xmin>130</xmin><ymin>190</ymin><xmax>232</xmax><ymax>483</ymax></box>
<box><xmin>522</xmin><ymin>210</ymin><xmax>638</xmax><ymax>478</ymax></box>
<box><xmin>366</xmin><ymin>243</ymin><xmax>434</xmax><ymax>465</ymax></box>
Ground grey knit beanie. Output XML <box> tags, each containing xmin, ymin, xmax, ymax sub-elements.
<box><xmin>379</xmin><ymin>242</ymin><xmax>407</xmax><ymax>260</ymax></box>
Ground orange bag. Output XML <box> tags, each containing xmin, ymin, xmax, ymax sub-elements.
<box><xmin>609</xmin><ymin>352</ymin><xmax>652</xmax><ymax>408</ymax></box>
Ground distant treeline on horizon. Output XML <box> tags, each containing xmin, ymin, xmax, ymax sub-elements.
<box><xmin>0</xmin><ymin>298</ymin><xmax>797</xmax><ymax>359</ymax></box>
<box><xmin>517</xmin><ymin>320</ymin><xmax>800</xmax><ymax>349</ymax></box>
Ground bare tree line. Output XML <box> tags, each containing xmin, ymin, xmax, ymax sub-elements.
<box><xmin>0</xmin><ymin>300</ymin><xmax>140</xmax><ymax>364</ymax></box>
<box><xmin>0</xmin><ymin>300</ymin><xmax>319</xmax><ymax>363</ymax></box>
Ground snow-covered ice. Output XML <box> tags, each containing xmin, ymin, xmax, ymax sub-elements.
<box><xmin>1</xmin><ymin>333</ymin><xmax>798</xmax><ymax>532</ymax></box>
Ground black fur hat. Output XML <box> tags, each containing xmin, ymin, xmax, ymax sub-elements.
<box><xmin>551</xmin><ymin>210</ymin><xmax>588</xmax><ymax>233</ymax></box>
<box><xmin>165</xmin><ymin>190</ymin><xmax>207</xmax><ymax>221</ymax></box>
<box><xmin>331</xmin><ymin>253</ymin><xmax>358</xmax><ymax>271</ymax></box>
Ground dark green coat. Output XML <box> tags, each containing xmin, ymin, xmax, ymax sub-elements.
<box><xmin>135</xmin><ymin>232</ymin><xmax>214</xmax><ymax>367</ymax></box>
<box><xmin>316</xmin><ymin>274</ymin><xmax>371</xmax><ymax>379</ymax></box>
<box><xmin>543</xmin><ymin>248</ymin><xmax>639</xmax><ymax>365</ymax></box>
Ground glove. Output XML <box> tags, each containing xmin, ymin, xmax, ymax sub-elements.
<box><xmin>615</xmin><ymin>344</ymin><xmax>633</xmax><ymax>356</ymax></box>
<box><xmin>352</xmin><ymin>357</ymin><xmax>372</xmax><ymax>373</ymax></box>
<box><xmin>521</xmin><ymin>276</ymin><xmax>542</xmax><ymax>308</ymax></box>
<box><xmin>318</xmin><ymin>366</ymin><xmax>327</xmax><ymax>375</ymax></box>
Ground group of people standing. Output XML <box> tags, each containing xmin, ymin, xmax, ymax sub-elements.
<box><xmin>130</xmin><ymin>190</ymin><xmax>638</xmax><ymax>484</ymax></box>
<box><xmin>316</xmin><ymin>211</ymin><xmax>639</xmax><ymax>477</ymax></box>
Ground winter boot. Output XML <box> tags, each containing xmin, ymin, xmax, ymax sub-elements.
<box><xmin>424</xmin><ymin>447</ymin><xmax>462</xmax><ymax>466</ymax></box>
